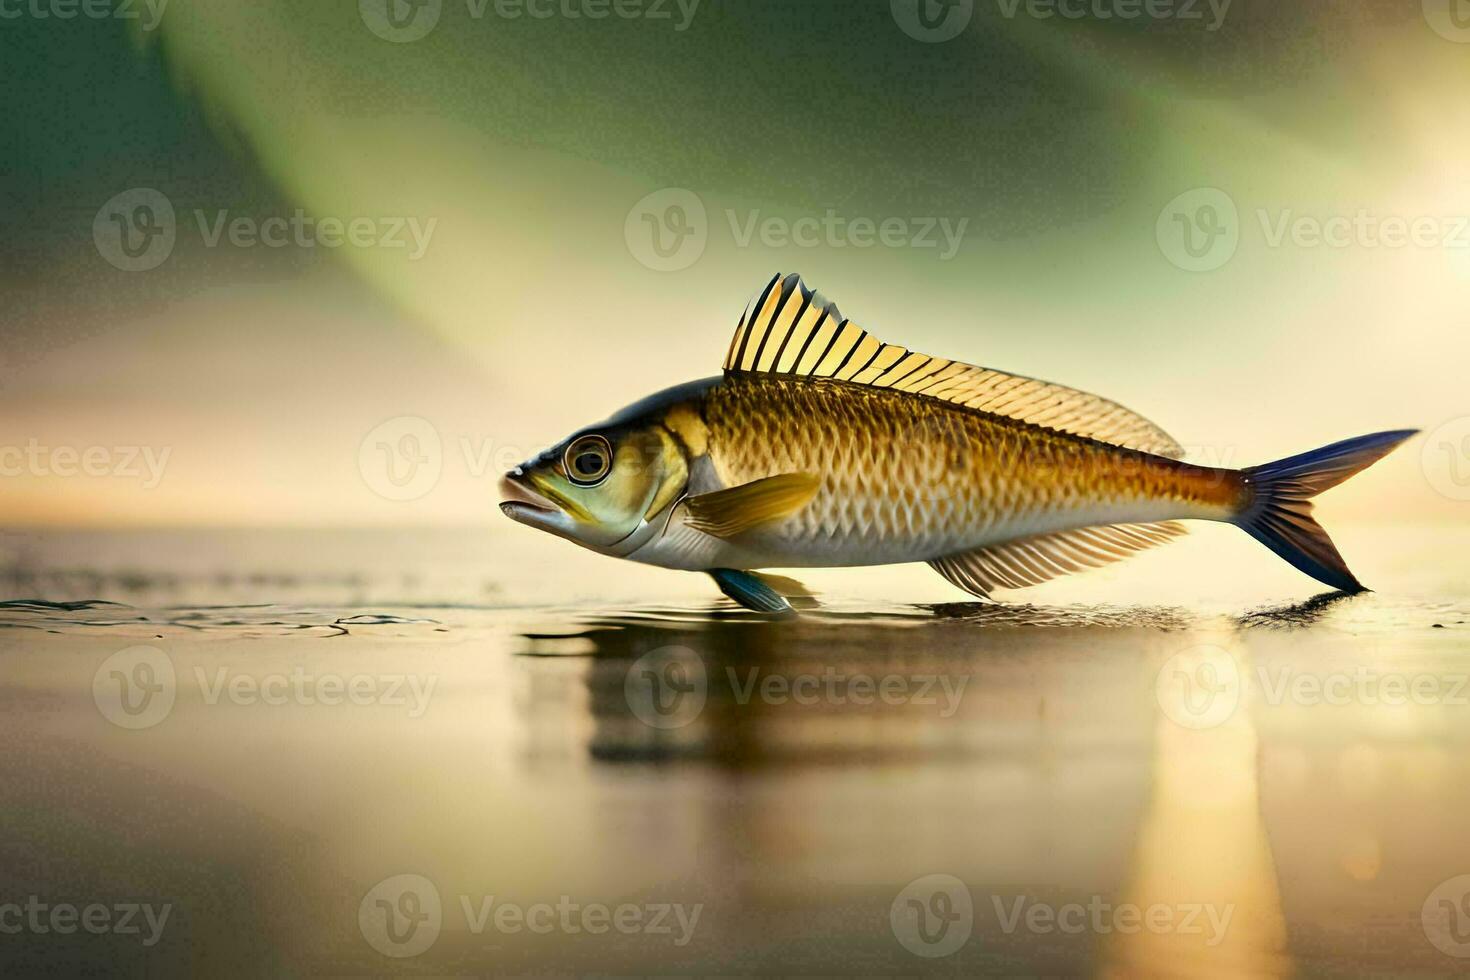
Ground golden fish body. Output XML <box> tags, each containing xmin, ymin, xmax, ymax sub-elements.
<box><xmin>629</xmin><ymin>374</ymin><xmax>1244</xmax><ymax>571</ymax></box>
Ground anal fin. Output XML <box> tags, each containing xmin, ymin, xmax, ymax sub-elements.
<box><xmin>928</xmin><ymin>521</ymin><xmax>1188</xmax><ymax>598</ymax></box>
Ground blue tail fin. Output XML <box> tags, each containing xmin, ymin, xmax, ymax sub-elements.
<box><xmin>1233</xmin><ymin>429</ymin><xmax>1417</xmax><ymax>593</ymax></box>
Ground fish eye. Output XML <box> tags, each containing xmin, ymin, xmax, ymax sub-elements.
<box><xmin>563</xmin><ymin>434</ymin><xmax>612</xmax><ymax>486</ymax></box>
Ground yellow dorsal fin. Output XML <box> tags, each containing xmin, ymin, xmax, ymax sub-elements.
<box><xmin>723</xmin><ymin>273</ymin><xmax>1185</xmax><ymax>458</ymax></box>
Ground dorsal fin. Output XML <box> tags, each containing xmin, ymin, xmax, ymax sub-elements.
<box><xmin>724</xmin><ymin>273</ymin><xmax>1185</xmax><ymax>458</ymax></box>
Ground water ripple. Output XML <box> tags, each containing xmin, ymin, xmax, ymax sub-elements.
<box><xmin>0</xmin><ymin>600</ymin><xmax>447</xmax><ymax>638</ymax></box>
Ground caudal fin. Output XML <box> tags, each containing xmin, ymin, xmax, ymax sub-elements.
<box><xmin>1233</xmin><ymin>429</ymin><xmax>1417</xmax><ymax>592</ymax></box>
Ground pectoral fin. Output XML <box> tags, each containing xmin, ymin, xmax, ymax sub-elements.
<box><xmin>682</xmin><ymin>473</ymin><xmax>820</xmax><ymax>538</ymax></box>
<box><xmin>707</xmin><ymin>568</ymin><xmax>795</xmax><ymax>614</ymax></box>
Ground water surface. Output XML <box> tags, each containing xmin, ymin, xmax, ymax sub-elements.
<box><xmin>1</xmin><ymin>525</ymin><xmax>1467</xmax><ymax>977</ymax></box>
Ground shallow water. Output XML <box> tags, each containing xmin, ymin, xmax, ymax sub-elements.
<box><xmin>2</xmin><ymin>525</ymin><xmax>1469</xmax><ymax>977</ymax></box>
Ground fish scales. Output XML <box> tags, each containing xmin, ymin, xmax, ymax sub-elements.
<box><xmin>699</xmin><ymin>375</ymin><xmax>1244</xmax><ymax>563</ymax></box>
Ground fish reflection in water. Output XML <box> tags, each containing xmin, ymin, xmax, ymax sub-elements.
<box><xmin>527</xmin><ymin>603</ymin><xmax>1158</xmax><ymax>766</ymax></box>
<box><xmin>509</xmin><ymin>596</ymin><xmax>1397</xmax><ymax>975</ymax></box>
<box><xmin>518</xmin><ymin>594</ymin><xmax>1347</xmax><ymax>766</ymax></box>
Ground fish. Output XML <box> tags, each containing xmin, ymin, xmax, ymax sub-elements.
<box><xmin>500</xmin><ymin>272</ymin><xmax>1417</xmax><ymax>613</ymax></box>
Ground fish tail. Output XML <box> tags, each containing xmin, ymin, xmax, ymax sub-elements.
<box><xmin>1231</xmin><ymin>429</ymin><xmax>1418</xmax><ymax>592</ymax></box>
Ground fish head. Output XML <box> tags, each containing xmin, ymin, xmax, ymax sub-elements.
<box><xmin>500</xmin><ymin>420</ymin><xmax>689</xmax><ymax>552</ymax></box>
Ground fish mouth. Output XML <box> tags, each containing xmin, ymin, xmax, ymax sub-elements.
<box><xmin>499</xmin><ymin>473</ymin><xmax>560</xmax><ymax>521</ymax></box>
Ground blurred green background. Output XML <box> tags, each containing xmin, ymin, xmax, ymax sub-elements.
<box><xmin>1</xmin><ymin>0</ymin><xmax>1463</xmax><ymax>526</ymax></box>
